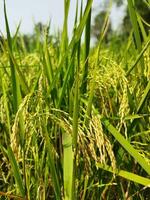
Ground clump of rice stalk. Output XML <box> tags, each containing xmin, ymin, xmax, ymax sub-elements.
<box><xmin>88</xmin><ymin>50</ymin><xmax>130</xmax><ymax>136</ymax></box>
<box><xmin>11</xmin><ymin>94</ymin><xmax>31</xmax><ymax>160</ymax></box>
<box><xmin>20</xmin><ymin>52</ymin><xmax>40</xmax><ymax>66</ymax></box>
<box><xmin>78</xmin><ymin>114</ymin><xmax>116</xmax><ymax>172</ymax></box>
<box><xmin>8</xmin><ymin>79</ymin><xmax>116</xmax><ymax>197</ymax></box>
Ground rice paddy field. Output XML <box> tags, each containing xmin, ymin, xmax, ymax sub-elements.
<box><xmin>0</xmin><ymin>0</ymin><xmax>150</xmax><ymax>199</ymax></box>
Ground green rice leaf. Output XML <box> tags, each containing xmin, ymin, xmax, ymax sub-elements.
<box><xmin>101</xmin><ymin>118</ymin><xmax>150</xmax><ymax>175</ymax></box>
<box><xmin>97</xmin><ymin>163</ymin><xmax>150</xmax><ymax>186</ymax></box>
<box><xmin>7</xmin><ymin>147</ymin><xmax>25</xmax><ymax>197</ymax></box>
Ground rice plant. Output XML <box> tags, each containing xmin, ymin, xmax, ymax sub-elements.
<box><xmin>0</xmin><ymin>0</ymin><xmax>150</xmax><ymax>199</ymax></box>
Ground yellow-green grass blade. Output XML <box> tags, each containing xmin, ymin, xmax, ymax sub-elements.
<box><xmin>130</xmin><ymin>130</ymin><xmax>150</xmax><ymax>139</ymax></box>
<box><xmin>43</xmin><ymin>32</ymin><xmax>54</xmax><ymax>85</ymax></box>
<box><xmin>81</xmin><ymin>3</ymin><xmax>91</xmax><ymax>94</ymax></box>
<box><xmin>4</xmin><ymin>0</ymin><xmax>22</xmax><ymax>113</ymax></box>
<box><xmin>101</xmin><ymin>118</ymin><xmax>150</xmax><ymax>175</ymax></box>
<box><xmin>76</xmin><ymin>0</ymin><xmax>83</xmax><ymax>66</ymax></box>
<box><xmin>42</xmin><ymin>37</ymin><xmax>57</xmax><ymax>106</ymax></box>
<box><xmin>29</xmin><ymin>70</ymin><xmax>42</xmax><ymax>94</ymax></box>
<box><xmin>127</xmin><ymin>0</ymin><xmax>142</xmax><ymax>51</ymax></box>
<box><xmin>9</xmin><ymin>53</ymin><xmax>30</xmax><ymax>94</ymax></box>
<box><xmin>95</xmin><ymin>0</ymin><xmax>112</xmax><ymax>63</ymax></box>
<box><xmin>72</xmin><ymin>62</ymin><xmax>79</xmax><ymax>150</ymax></box>
<box><xmin>126</xmin><ymin>38</ymin><xmax>150</xmax><ymax>76</ymax></box>
<box><xmin>83</xmin><ymin>4</ymin><xmax>112</xmax><ymax>125</ymax></box>
<box><xmin>4</xmin><ymin>0</ymin><xmax>25</xmax><ymax>149</ymax></box>
<box><xmin>61</xmin><ymin>0</ymin><xmax>70</xmax><ymax>55</ymax></box>
<box><xmin>42</xmin><ymin>125</ymin><xmax>61</xmax><ymax>199</ymax></box>
<box><xmin>47</xmin><ymin>0</ymin><xmax>93</xmax><ymax>100</ymax></box>
<box><xmin>110</xmin><ymin>114</ymin><xmax>149</xmax><ymax>121</ymax></box>
<box><xmin>62</xmin><ymin>1</ymin><xmax>81</xmax><ymax>193</ymax></box>
<box><xmin>73</xmin><ymin>0</ymin><xmax>79</xmax><ymax>33</ymax></box>
<box><xmin>137</xmin><ymin>13</ymin><xmax>148</xmax><ymax>42</ymax></box>
<box><xmin>127</xmin><ymin>80</ymin><xmax>150</xmax><ymax>131</ymax></box>
<box><xmin>97</xmin><ymin>163</ymin><xmax>150</xmax><ymax>187</ymax></box>
<box><xmin>136</xmin><ymin>80</ymin><xmax>150</xmax><ymax>113</ymax></box>
<box><xmin>68</xmin><ymin>1</ymin><xmax>81</xmax><ymax>99</ymax></box>
<box><xmin>12</xmin><ymin>21</ymin><xmax>21</xmax><ymax>50</ymax></box>
<box><xmin>72</xmin><ymin>46</ymin><xmax>80</xmax><ymax>200</ymax></box>
<box><xmin>4</xmin><ymin>0</ymin><xmax>12</xmax><ymax>51</ymax></box>
<box><xmin>6</xmin><ymin>146</ymin><xmax>25</xmax><ymax>197</ymax></box>
<box><xmin>57</xmin><ymin>47</ymin><xmax>76</xmax><ymax>108</ymax></box>
<box><xmin>10</xmin><ymin>22</ymin><xmax>30</xmax><ymax>95</ymax></box>
<box><xmin>57</xmin><ymin>0</ymin><xmax>93</xmax><ymax>107</ymax></box>
<box><xmin>81</xmin><ymin>176</ymin><xmax>89</xmax><ymax>200</ymax></box>
<box><xmin>63</xmin><ymin>131</ymin><xmax>73</xmax><ymax>200</ymax></box>
<box><xmin>69</xmin><ymin>0</ymin><xmax>93</xmax><ymax>47</ymax></box>
<box><xmin>4</xmin><ymin>5</ymin><xmax>27</xmax><ymax>196</ymax></box>
<box><xmin>19</xmin><ymin>34</ymin><xmax>28</xmax><ymax>54</ymax></box>
<box><xmin>127</xmin><ymin>0</ymin><xmax>145</xmax><ymax>74</ymax></box>
<box><xmin>84</xmin><ymin>79</ymin><xmax>95</xmax><ymax>127</ymax></box>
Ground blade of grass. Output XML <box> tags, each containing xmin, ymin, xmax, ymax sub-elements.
<box><xmin>12</xmin><ymin>21</ymin><xmax>21</xmax><ymax>50</ymax></box>
<box><xmin>4</xmin><ymin>0</ymin><xmax>25</xmax><ymax>151</ymax></box>
<box><xmin>47</xmin><ymin>0</ymin><xmax>93</xmax><ymax>101</ymax></box>
<box><xmin>127</xmin><ymin>80</ymin><xmax>150</xmax><ymax>132</ymax></box>
<box><xmin>42</xmin><ymin>122</ymin><xmax>61</xmax><ymax>199</ymax></box>
<box><xmin>126</xmin><ymin>38</ymin><xmax>150</xmax><ymax>76</ymax></box>
<box><xmin>97</xmin><ymin>163</ymin><xmax>150</xmax><ymax>186</ymax></box>
<box><xmin>63</xmin><ymin>131</ymin><xmax>73</xmax><ymax>200</ymax></box>
<box><xmin>72</xmin><ymin>40</ymin><xmax>80</xmax><ymax>200</ymax></box>
<box><xmin>96</xmin><ymin>0</ymin><xmax>112</xmax><ymax>61</ymax></box>
<box><xmin>3</xmin><ymin>4</ymin><xmax>28</xmax><ymax>198</ymax></box>
<box><xmin>61</xmin><ymin>0</ymin><xmax>70</xmax><ymax>55</ymax></box>
<box><xmin>69</xmin><ymin>0</ymin><xmax>93</xmax><ymax>47</ymax></box>
<box><xmin>130</xmin><ymin>130</ymin><xmax>150</xmax><ymax>139</ymax></box>
<box><xmin>127</xmin><ymin>0</ymin><xmax>144</xmax><ymax>74</ymax></box>
<box><xmin>127</xmin><ymin>0</ymin><xmax>142</xmax><ymax>51</ymax></box>
<box><xmin>71</xmin><ymin>3</ymin><xmax>83</xmax><ymax>198</ymax></box>
<box><xmin>101</xmin><ymin>118</ymin><xmax>150</xmax><ymax>175</ymax></box>
<box><xmin>9</xmin><ymin>53</ymin><xmax>30</xmax><ymax>94</ymax></box>
<box><xmin>84</xmin><ymin>2</ymin><xmax>112</xmax><ymax>126</ymax></box>
<box><xmin>137</xmin><ymin>13</ymin><xmax>148</xmax><ymax>42</ymax></box>
<box><xmin>43</xmin><ymin>28</ymin><xmax>54</xmax><ymax>85</ymax></box>
<box><xmin>81</xmin><ymin>4</ymin><xmax>91</xmax><ymax>94</ymax></box>
<box><xmin>57</xmin><ymin>45</ymin><xmax>77</xmax><ymax>108</ymax></box>
<box><xmin>6</xmin><ymin>146</ymin><xmax>25</xmax><ymax>197</ymax></box>
<box><xmin>136</xmin><ymin>80</ymin><xmax>150</xmax><ymax>113</ymax></box>
<box><xmin>4</xmin><ymin>0</ymin><xmax>22</xmax><ymax>113</ymax></box>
